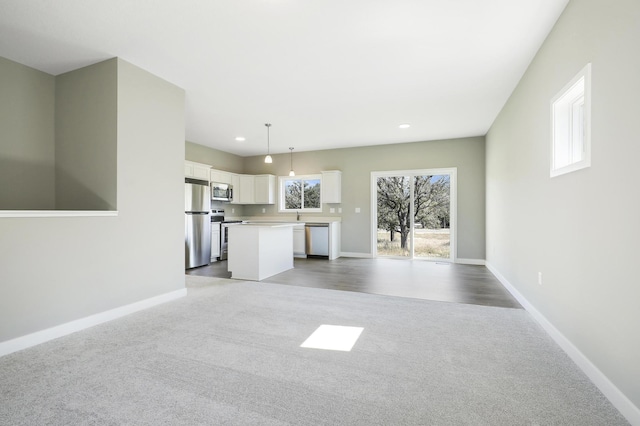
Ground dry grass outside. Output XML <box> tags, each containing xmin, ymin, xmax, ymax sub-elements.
<box><xmin>377</xmin><ymin>229</ymin><xmax>450</xmax><ymax>258</ymax></box>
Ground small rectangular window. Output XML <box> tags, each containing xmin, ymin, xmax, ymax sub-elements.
<box><xmin>551</xmin><ymin>63</ymin><xmax>591</xmax><ymax>177</ymax></box>
<box><xmin>279</xmin><ymin>175</ymin><xmax>322</xmax><ymax>212</ymax></box>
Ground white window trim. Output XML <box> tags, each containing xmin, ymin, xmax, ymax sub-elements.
<box><xmin>278</xmin><ymin>174</ymin><xmax>323</xmax><ymax>213</ymax></box>
<box><xmin>550</xmin><ymin>63</ymin><xmax>592</xmax><ymax>178</ymax></box>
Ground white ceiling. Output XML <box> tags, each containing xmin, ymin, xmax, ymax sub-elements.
<box><xmin>0</xmin><ymin>0</ymin><xmax>568</xmax><ymax>156</ymax></box>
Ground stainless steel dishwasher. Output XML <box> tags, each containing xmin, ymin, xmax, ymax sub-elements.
<box><xmin>305</xmin><ymin>223</ymin><xmax>329</xmax><ymax>257</ymax></box>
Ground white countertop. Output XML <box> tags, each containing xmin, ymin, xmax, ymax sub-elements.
<box><xmin>239</xmin><ymin>222</ymin><xmax>300</xmax><ymax>228</ymax></box>
<box><xmin>228</xmin><ymin>216</ymin><xmax>341</xmax><ymax>224</ymax></box>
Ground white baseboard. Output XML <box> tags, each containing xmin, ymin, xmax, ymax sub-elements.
<box><xmin>456</xmin><ymin>258</ymin><xmax>486</xmax><ymax>265</ymax></box>
<box><xmin>0</xmin><ymin>288</ymin><xmax>187</xmax><ymax>358</ymax></box>
<box><xmin>338</xmin><ymin>254</ymin><xmax>486</xmax><ymax>265</ymax></box>
<box><xmin>486</xmin><ymin>262</ymin><xmax>640</xmax><ymax>426</ymax></box>
<box><xmin>339</xmin><ymin>252</ymin><xmax>373</xmax><ymax>258</ymax></box>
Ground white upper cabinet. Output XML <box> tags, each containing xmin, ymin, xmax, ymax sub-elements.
<box><xmin>210</xmin><ymin>169</ymin><xmax>233</xmax><ymax>185</ymax></box>
<box><xmin>321</xmin><ymin>170</ymin><xmax>341</xmax><ymax>204</ymax></box>
<box><xmin>210</xmin><ymin>168</ymin><xmax>242</xmax><ymax>203</ymax></box>
<box><xmin>229</xmin><ymin>173</ymin><xmax>241</xmax><ymax>204</ymax></box>
<box><xmin>206</xmin><ymin>168</ymin><xmax>275</xmax><ymax>205</ymax></box>
<box><xmin>254</xmin><ymin>175</ymin><xmax>276</xmax><ymax>204</ymax></box>
<box><xmin>236</xmin><ymin>174</ymin><xmax>276</xmax><ymax>204</ymax></box>
<box><xmin>238</xmin><ymin>175</ymin><xmax>255</xmax><ymax>204</ymax></box>
<box><xmin>185</xmin><ymin>161</ymin><xmax>211</xmax><ymax>180</ymax></box>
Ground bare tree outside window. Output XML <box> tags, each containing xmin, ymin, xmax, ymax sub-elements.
<box><xmin>284</xmin><ymin>178</ymin><xmax>321</xmax><ymax>210</ymax></box>
<box><xmin>285</xmin><ymin>181</ymin><xmax>302</xmax><ymax>209</ymax></box>
<box><xmin>303</xmin><ymin>179</ymin><xmax>321</xmax><ymax>208</ymax></box>
<box><xmin>377</xmin><ymin>175</ymin><xmax>450</xmax><ymax>258</ymax></box>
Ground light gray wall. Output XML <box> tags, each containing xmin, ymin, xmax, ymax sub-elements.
<box><xmin>0</xmin><ymin>56</ymin><xmax>55</xmax><ymax>209</ymax></box>
<box><xmin>186</xmin><ymin>141</ymin><xmax>244</xmax><ymax>173</ymax></box>
<box><xmin>55</xmin><ymin>59</ymin><xmax>117</xmax><ymax>210</ymax></box>
<box><xmin>243</xmin><ymin>137</ymin><xmax>486</xmax><ymax>259</ymax></box>
<box><xmin>486</xmin><ymin>0</ymin><xmax>640</xmax><ymax>411</ymax></box>
<box><xmin>0</xmin><ymin>59</ymin><xmax>185</xmax><ymax>342</ymax></box>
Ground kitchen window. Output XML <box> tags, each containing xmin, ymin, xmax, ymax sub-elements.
<box><xmin>278</xmin><ymin>175</ymin><xmax>322</xmax><ymax>213</ymax></box>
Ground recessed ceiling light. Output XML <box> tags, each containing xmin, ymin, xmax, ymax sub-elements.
<box><xmin>235</xmin><ymin>136</ymin><xmax>246</xmax><ymax>142</ymax></box>
<box><xmin>399</xmin><ymin>124</ymin><xmax>411</xmax><ymax>129</ymax></box>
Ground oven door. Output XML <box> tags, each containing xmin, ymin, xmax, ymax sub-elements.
<box><xmin>220</xmin><ymin>222</ymin><xmax>242</xmax><ymax>260</ymax></box>
<box><xmin>220</xmin><ymin>223</ymin><xmax>230</xmax><ymax>260</ymax></box>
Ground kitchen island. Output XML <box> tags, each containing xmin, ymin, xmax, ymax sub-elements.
<box><xmin>227</xmin><ymin>223</ymin><xmax>297</xmax><ymax>281</ymax></box>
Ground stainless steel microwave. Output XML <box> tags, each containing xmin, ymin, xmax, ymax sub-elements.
<box><xmin>211</xmin><ymin>182</ymin><xmax>233</xmax><ymax>202</ymax></box>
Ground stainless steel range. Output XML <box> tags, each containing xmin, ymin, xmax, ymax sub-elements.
<box><xmin>211</xmin><ymin>209</ymin><xmax>243</xmax><ymax>261</ymax></box>
<box><xmin>220</xmin><ymin>219</ymin><xmax>243</xmax><ymax>260</ymax></box>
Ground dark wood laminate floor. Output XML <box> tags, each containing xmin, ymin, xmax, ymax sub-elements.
<box><xmin>187</xmin><ymin>257</ymin><xmax>522</xmax><ymax>309</ymax></box>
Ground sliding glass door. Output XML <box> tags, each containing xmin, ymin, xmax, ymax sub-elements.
<box><xmin>376</xmin><ymin>175</ymin><xmax>412</xmax><ymax>258</ymax></box>
<box><xmin>413</xmin><ymin>174</ymin><xmax>451</xmax><ymax>259</ymax></box>
<box><xmin>373</xmin><ymin>169</ymin><xmax>455</xmax><ymax>261</ymax></box>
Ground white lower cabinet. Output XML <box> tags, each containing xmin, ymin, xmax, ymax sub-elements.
<box><xmin>211</xmin><ymin>223</ymin><xmax>221</xmax><ymax>261</ymax></box>
<box><xmin>293</xmin><ymin>225</ymin><xmax>306</xmax><ymax>257</ymax></box>
<box><xmin>329</xmin><ymin>222</ymin><xmax>340</xmax><ymax>260</ymax></box>
<box><xmin>292</xmin><ymin>222</ymin><xmax>339</xmax><ymax>259</ymax></box>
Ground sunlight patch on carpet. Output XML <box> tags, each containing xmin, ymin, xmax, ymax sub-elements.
<box><xmin>300</xmin><ymin>325</ymin><xmax>364</xmax><ymax>352</ymax></box>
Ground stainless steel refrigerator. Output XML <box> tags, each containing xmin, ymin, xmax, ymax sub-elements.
<box><xmin>185</xmin><ymin>179</ymin><xmax>211</xmax><ymax>269</ymax></box>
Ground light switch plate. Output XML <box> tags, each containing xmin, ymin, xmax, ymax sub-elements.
<box><xmin>330</xmin><ymin>208</ymin><xmax>335</xmax><ymax>213</ymax></box>
<box><xmin>355</xmin><ymin>207</ymin><xmax>361</xmax><ymax>213</ymax></box>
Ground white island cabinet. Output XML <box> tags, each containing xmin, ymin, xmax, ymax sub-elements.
<box><xmin>227</xmin><ymin>223</ymin><xmax>295</xmax><ymax>281</ymax></box>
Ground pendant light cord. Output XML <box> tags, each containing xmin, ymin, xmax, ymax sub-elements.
<box><xmin>289</xmin><ymin>147</ymin><xmax>295</xmax><ymax>176</ymax></box>
<box><xmin>266</xmin><ymin>123</ymin><xmax>271</xmax><ymax>155</ymax></box>
<box><xmin>264</xmin><ymin>123</ymin><xmax>273</xmax><ymax>163</ymax></box>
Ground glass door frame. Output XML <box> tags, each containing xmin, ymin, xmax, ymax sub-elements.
<box><xmin>370</xmin><ymin>168</ymin><xmax>457</xmax><ymax>262</ymax></box>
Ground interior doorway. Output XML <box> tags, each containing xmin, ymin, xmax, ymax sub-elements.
<box><xmin>371</xmin><ymin>168</ymin><xmax>456</xmax><ymax>261</ymax></box>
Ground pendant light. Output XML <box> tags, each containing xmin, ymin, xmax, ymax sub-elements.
<box><xmin>264</xmin><ymin>123</ymin><xmax>273</xmax><ymax>164</ymax></box>
<box><xmin>288</xmin><ymin>147</ymin><xmax>295</xmax><ymax>176</ymax></box>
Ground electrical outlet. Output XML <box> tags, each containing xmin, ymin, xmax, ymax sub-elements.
<box><xmin>262</xmin><ymin>208</ymin><xmax>266</xmax><ymax>213</ymax></box>
<box><xmin>338</xmin><ymin>207</ymin><xmax>342</xmax><ymax>213</ymax></box>
<box><xmin>330</xmin><ymin>208</ymin><xmax>335</xmax><ymax>213</ymax></box>
<box><xmin>355</xmin><ymin>207</ymin><xmax>361</xmax><ymax>213</ymax></box>
<box><xmin>231</xmin><ymin>208</ymin><xmax>235</xmax><ymax>213</ymax></box>
<box><xmin>538</xmin><ymin>272</ymin><xmax>543</xmax><ymax>285</ymax></box>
